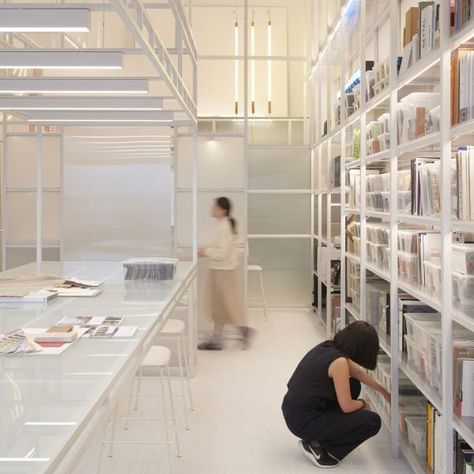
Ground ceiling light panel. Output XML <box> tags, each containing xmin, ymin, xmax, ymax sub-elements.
<box><xmin>0</xmin><ymin>8</ymin><xmax>90</xmax><ymax>32</ymax></box>
<box><xmin>0</xmin><ymin>97</ymin><xmax>163</xmax><ymax>111</ymax></box>
<box><xmin>27</xmin><ymin>111</ymin><xmax>173</xmax><ymax>123</ymax></box>
<box><xmin>0</xmin><ymin>51</ymin><xmax>123</xmax><ymax>70</ymax></box>
<box><xmin>0</xmin><ymin>78</ymin><xmax>148</xmax><ymax>94</ymax></box>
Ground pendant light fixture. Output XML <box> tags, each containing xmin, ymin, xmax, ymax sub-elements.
<box><xmin>267</xmin><ymin>10</ymin><xmax>272</xmax><ymax>115</ymax></box>
<box><xmin>250</xmin><ymin>10</ymin><xmax>256</xmax><ymax>115</ymax></box>
<box><xmin>234</xmin><ymin>11</ymin><xmax>239</xmax><ymax>115</ymax></box>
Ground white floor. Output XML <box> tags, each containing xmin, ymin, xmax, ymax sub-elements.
<box><xmin>176</xmin><ymin>310</ymin><xmax>413</xmax><ymax>474</ymax></box>
<box><xmin>83</xmin><ymin>310</ymin><xmax>413</xmax><ymax>474</ymax></box>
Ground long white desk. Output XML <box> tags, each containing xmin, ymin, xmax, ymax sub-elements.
<box><xmin>0</xmin><ymin>261</ymin><xmax>197</xmax><ymax>474</ymax></box>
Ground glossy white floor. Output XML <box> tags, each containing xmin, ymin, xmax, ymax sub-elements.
<box><xmin>176</xmin><ymin>310</ymin><xmax>412</xmax><ymax>474</ymax></box>
<box><xmin>78</xmin><ymin>310</ymin><xmax>412</xmax><ymax>473</ymax></box>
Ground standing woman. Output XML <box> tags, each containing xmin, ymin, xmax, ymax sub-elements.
<box><xmin>282</xmin><ymin>321</ymin><xmax>389</xmax><ymax>468</ymax></box>
<box><xmin>198</xmin><ymin>197</ymin><xmax>254</xmax><ymax>350</ymax></box>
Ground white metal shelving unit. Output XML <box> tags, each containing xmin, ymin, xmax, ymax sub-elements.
<box><xmin>309</xmin><ymin>0</ymin><xmax>474</xmax><ymax>472</ymax></box>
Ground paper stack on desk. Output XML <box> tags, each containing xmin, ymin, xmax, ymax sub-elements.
<box><xmin>0</xmin><ymin>329</ymin><xmax>42</xmax><ymax>354</ymax></box>
<box><xmin>123</xmin><ymin>258</ymin><xmax>178</xmax><ymax>281</ymax></box>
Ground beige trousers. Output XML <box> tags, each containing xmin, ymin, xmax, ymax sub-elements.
<box><xmin>208</xmin><ymin>269</ymin><xmax>246</xmax><ymax>333</ymax></box>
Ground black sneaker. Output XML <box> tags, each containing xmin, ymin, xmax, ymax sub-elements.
<box><xmin>299</xmin><ymin>440</ymin><xmax>339</xmax><ymax>469</ymax></box>
<box><xmin>197</xmin><ymin>341</ymin><xmax>223</xmax><ymax>351</ymax></box>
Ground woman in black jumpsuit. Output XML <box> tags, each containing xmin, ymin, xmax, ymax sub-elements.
<box><xmin>282</xmin><ymin>321</ymin><xmax>390</xmax><ymax>468</ymax></box>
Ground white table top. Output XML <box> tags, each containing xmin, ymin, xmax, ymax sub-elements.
<box><xmin>0</xmin><ymin>261</ymin><xmax>196</xmax><ymax>474</ymax></box>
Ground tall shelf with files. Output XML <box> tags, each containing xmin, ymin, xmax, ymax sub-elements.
<box><xmin>310</xmin><ymin>0</ymin><xmax>474</xmax><ymax>472</ymax></box>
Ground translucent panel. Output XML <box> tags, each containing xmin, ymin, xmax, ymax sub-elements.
<box><xmin>177</xmin><ymin>136</ymin><xmax>244</xmax><ymax>190</ymax></box>
<box><xmin>215</xmin><ymin>121</ymin><xmax>244</xmax><ymax>134</ymax></box>
<box><xmin>248</xmin><ymin>194</ymin><xmax>311</xmax><ymax>234</ymax></box>
<box><xmin>248</xmin><ymin>148</ymin><xmax>311</xmax><ymax>189</ymax></box>
<box><xmin>248</xmin><ymin>121</ymin><xmax>289</xmax><ymax>145</ymax></box>
<box><xmin>6</xmin><ymin>192</ymin><xmax>60</xmax><ymax>245</ymax></box>
<box><xmin>248</xmin><ymin>238</ymin><xmax>311</xmax><ymax>306</ymax></box>
<box><xmin>291</xmin><ymin>121</ymin><xmax>305</xmax><ymax>145</ymax></box>
<box><xmin>197</xmin><ymin>121</ymin><xmax>213</xmax><ymax>134</ymax></box>
<box><xmin>176</xmin><ymin>192</ymin><xmax>245</xmax><ymax>247</ymax></box>
<box><xmin>6</xmin><ymin>248</ymin><xmax>60</xmax><ymax>271</ymax></box>
<box><xmin>6</xmin><ymin>136</ymin><xmax>61</xmax><ymax>189</ymax></box>
<box><xmin>63</xmin><ymin>138</ymin><xmax>172</xmax><ymax>261</ymax></box>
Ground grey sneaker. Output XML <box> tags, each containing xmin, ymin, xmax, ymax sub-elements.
<box><xmin>299</xmin><ymin>440</ymin><xmax>339</xmax><ymax>469</ymax></box>
<box><xmin>240</xmin><ymin>327</ymin><xmax>257</xmax><ymax>349</ymax></box>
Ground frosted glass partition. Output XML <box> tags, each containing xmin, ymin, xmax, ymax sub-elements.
<box><xmin>248</xmin><ymin>194</ymin><xmax>311</xmax><ymax>234</ymax></box>
<box><xmin>248</xmin><ymin>148</ymin><xmax>311</xmax><ymax>189</ymax></box>
<box><xmin>6</xmin><ymin>136</ymin><xmax>60</xmax><ymax>188</ymax></box>
<box><xmin>6</xmin><ymin>192</ymin><xmax>60</xmax><ymax>246</ymax></box>
<box><xmin>7</xmin><ymin>248</ymin><xmax>60</xmax><ymax>269</ymax></box>
<box><xmin>177</xmin><ymin>136</ymin><xmax>244</xmax><ymax>190</ymax></box>
<box><xmin>249</xmin><ymin>238</ymin><xmax>311</xmax><ymax>306</ymax></box>
<box><xmin>176</xmin><ymin>192</ymin><xmax>245</xmax><ymax>248</ymax></box>
<box><xmin>63</xmin><ymin>131</ymin><xmax>173</xmax><ymax>261</ymax></box>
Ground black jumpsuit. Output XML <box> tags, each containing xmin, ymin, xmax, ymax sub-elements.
<box><xmin>281</xmin><ymin>341</ymin><xmax>381</xmax><ymax>461</ymax></box>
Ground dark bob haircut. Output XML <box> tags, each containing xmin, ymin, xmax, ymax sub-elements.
<box><xmin>332</xmin><ymin>321</ymin><xmax>379</xmax><ymax>370</ymax></box>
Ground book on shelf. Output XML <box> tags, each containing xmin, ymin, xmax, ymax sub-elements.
<box><xmin>456</xmin><ymin>358</ymin><xmax>474</xmax><ymax>417</ymax></box>
<box><xmin>433</xmin><ymin>407</ymin><xmax>443</xmax><ymax>473</ymax></box>
<box><xmin>410</xmin><ymin>157</ymin><xmax>441</xmax><ymax>217</ymax></box>
<box><xmin>456</xmin><ymin>432</ymin><xmax>474</xmax><ymax>474</ymax></box>
<box><xmin>453</xmin><ymin>0</ymin><xmax>473</xmax><ymax>32</ymax></box>
<box><xmin>451</xmin><ymin>46</ymin><xmax>474</xmax><ymax>125</ymax></box>
<box><xmin>419</xmin><ymin>2</ymin><xmax>435</xmax><ymax>59</ymax></box>
<box><xmin>455</xmin><ymin>146</ymin><xmax>474</xmax><ymax>220</ymax></box>
<box><xmin>426</xmin><ymin>402</ymin><xmax>434</xmax><ymax>470</ymax></box>
<box><xmin>328</xmin><ymin>155</ymin><xmax>341</xmax><ymax>190</ymax></box>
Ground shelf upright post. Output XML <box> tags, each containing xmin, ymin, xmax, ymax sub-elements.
<box><xmin>359</xmin><ymin>0</ymin><xmax>367</xmax><ymax>322</ymax></box>
<box><xmin>1</xmin><ymin>114</ymin><xmax>6</xmax><ymax>271</ymax></box>
<box><xmin>59</xmin><ymin>126</ymin><xmax>64</xmax><ymax>262</ymax></box>
<box><xmin>244</xmin><ymin>0</ymin><xmax>249</xmax><ymax>306</ymax></box>
<box><xmin>318</xmin><ymin>144</ymin><xmax>323</xmax><ymax>328</ymax></box>
<box><xmin>327</xmin><ymin>138</ymin><xmax>332</xmax><ymax>337</ymax></box>
<box><xmin>389</xmin><ymin>0</ymin><xmax>400</xmax><ymax>458</ymax></box>
<box><xmin>340</xmin><ymin>2</ymin><xmax>346</xmax><ymax>328</ymax></box>
<box><xmin>36</xmin><ymin>127</ymin><xmax>43</xmax><ymax>268</ymax></box>
<box><xmin>440</xmin><ymin>0</ymin><xmax>454</xmax><ymax>471</ymax></box>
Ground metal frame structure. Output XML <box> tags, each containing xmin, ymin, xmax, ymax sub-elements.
<box><xmin>310</xmin><ymin>0</ymin><xmax>474</xmax><ymax>472</ymax></box>
<box><xmin>0</xmin><ymin>0</ymin><xmax>199</xmax><ymax>269</ymax></box>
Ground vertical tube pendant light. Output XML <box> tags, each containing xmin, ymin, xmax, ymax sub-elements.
<box><xmin>250</xmin><ymin>10</ymin><xmax>256</xmax><ymax>115</ymax></box>
<box><xmin>267</xmin><ymin>10</ymin><xmax>272</xmax><ymax>115</ymax></box>
<box><xmin>234</xmin><ymin>12</ymin><xmax>239</xmax><ymax>115</ymax></box>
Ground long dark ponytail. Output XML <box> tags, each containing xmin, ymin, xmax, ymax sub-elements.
<box><xmin>216</xmin><ymin>196</ymin><xmax>237</xmax><ymax>234</ymax></box>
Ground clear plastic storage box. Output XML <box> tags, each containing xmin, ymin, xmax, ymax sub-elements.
<box><xmin>406</xmin><ymin>416</ymin><xmax>427</xmax><ymax>459</ymax></box>
<box><xmin>423</xmin><ymin>261</ymin><xmax>442</xmax><ymax>292</ymax></box>
<box><xmin>453</xmin><ymin>271</ymin><xmax>474</xmax><ymax>306</ymax></box>
<box><xmin>453</xmin><ymin>244</ymin><xmax>474</xmax><ymax>275</ymax></box>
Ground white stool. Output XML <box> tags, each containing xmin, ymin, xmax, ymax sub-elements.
<box><xmin>248</xmin><ymin>264</ymin><xmax>267</xmax><ymax>320</ymax></box>
<box><xmin>159</xmin><ymin>318</ymin><xmax>194</xmax><ymax>418</ymax></box>
<box><xmin>102</xmin><ymin>346</ymin><xmax>181</xmax><ymax>473</ymax></box>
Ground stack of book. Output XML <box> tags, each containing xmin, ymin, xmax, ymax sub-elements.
<box><xmin>123</xmin><ymin>258</ymin><xmax>178</xmax><ymax>281</ymax></box>
<box><xmin>452</xmin><ymin>0</ymin><xmax>473</xmax><ymax>33</ymax></box>
<box><xmin>410</xmin><ymin>158</ymin><xmax>441</xmax><ymax>217</ymax></box>
<box><xmin>454</xmin><ymin>146</ymin><xmax>474</xmax><ymax>221</ymax></box>
<box><xmin>400</xmin><ymin>2</ymin><xmax>441</xmax><ymax>75</ymax></box>
<box><xmin>451</xmin><ymin>47</ymin><xmax>474</xmax><ymax>125</ymax></box>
